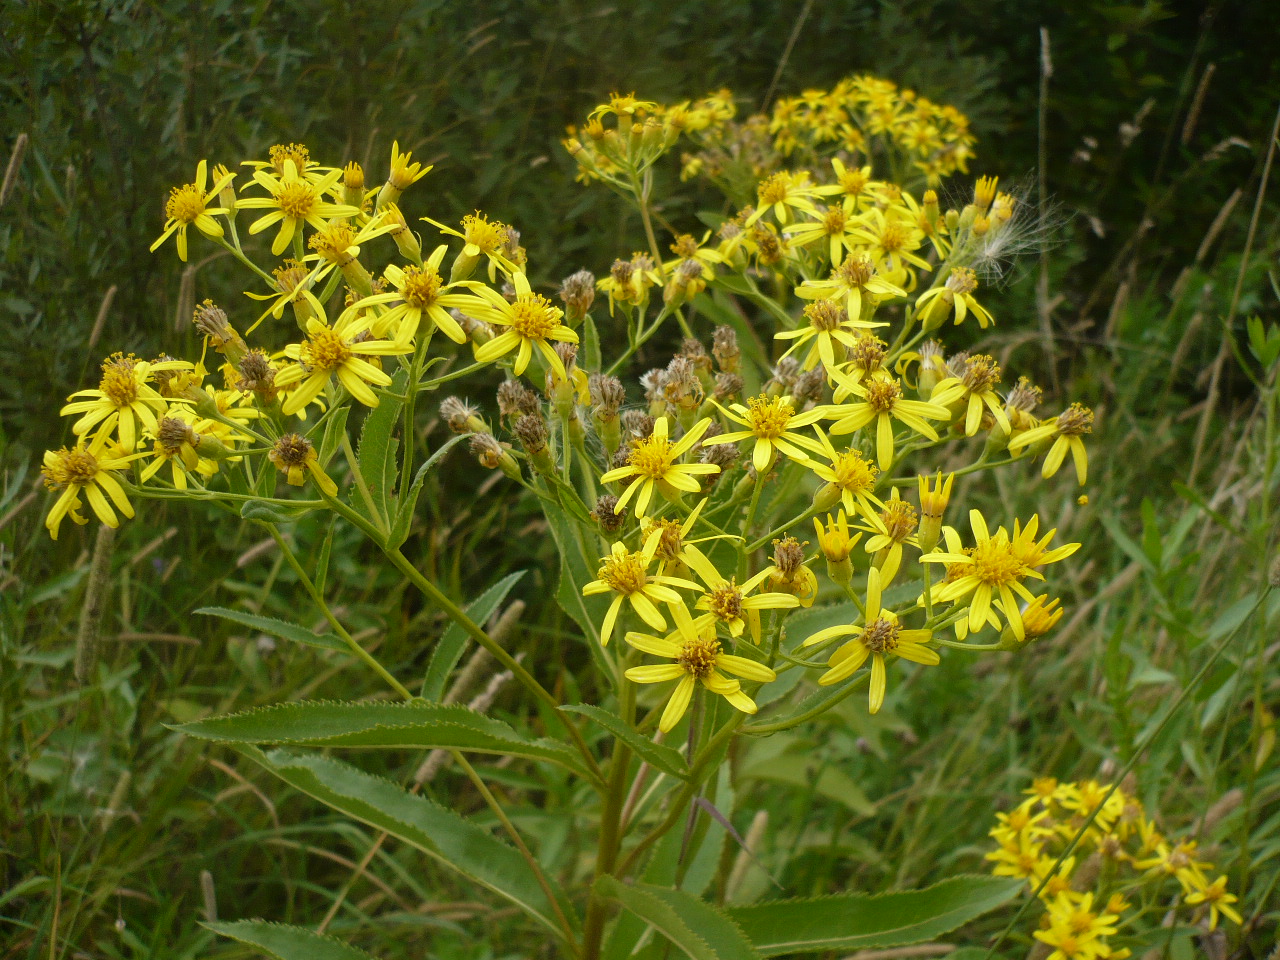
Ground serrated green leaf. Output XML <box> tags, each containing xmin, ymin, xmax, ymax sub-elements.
<box><xmin>174</xmin><ymin>700</ymin><xmax>593</xmax><ymax>779</ymax></box>
<box><xmin>242</xmin><ymin>749</ymin><xmax>577</xmax><ymax>941</ymax></box>
<box><xmin>388</xmin><ymin>432</ymin><xmax>472</xmax><ymax>549</ymax></box>
<box><xmin>204</xmin><ymin>920</ymin><xmax>378</xmax><ymax>960</ymax></box>
<box><xmin>195</xmin><ymin>607</ymin><xmax>345</xmax><ymax>652</ymax></box>
<box><xmin>543</xmin><ymin>499</ymin><xmax>616</xmax><ymax>679</ymax></box>
<box><xmin>581</xmin><ymin>312</ymin><xmax>602</xmax><ymax>372</ymax></box>
<box><xmin>422</xmin><ymin>571</ymin><xmax>526</xmax><ymax>701</ymax></box>
<box><xmin>355</xmin><ymin>368</ymin><xmax>407</xmax><ymax>527</ymax></box>
<box><xmin>240</xmin><ymin>501</ymin><xmax>312</xmax><ymax>524</ymax></box>
<box><xmin>561</xmin><ymin>704</ymin><xmax>689</xmax><ymax>780</ymax></box>
<box><xmin>595</xmin><ymin>876</ymin><xmax>761</xmax><ymax>960</ymax></box>
<box><xmin>727</xmin><ymin>876</ymin><xmax>1022</xmax><ymax>956</ymax></box>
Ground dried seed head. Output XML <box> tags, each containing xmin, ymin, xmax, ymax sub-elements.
<box><xmin>440</xmin><ymin>396</ymin><xmax>480</xmax><ymax>434</ymax></box>
<box><xmin>767</xmin><ymin>356</ymin><xmax>801</xmax><ymax>393</ymax></box>
<box><xmin>640</xmin><ymin>368</ymin><xmax>667</xmax><ymax>404</ymax></box>
<box><xmin>592</xmin><ymin>494</ymin><xmax>627</xmax><ymax>534</ymax></box>
<box><xmin>514</xmin><ymin>413</ymin><xmax>548</xmax><ymax>453</ymax></box>
<box><xmin>714</xmin><ymin>372</ymin><xmax>744</xmax><ymax>401</ymax></box>
<box><xmin>610</xmin><ymin>443</ymin><xmax>634</xmax><ymax>470</ymax></box>
<box><xmin>663</xmin><ymin>356</ymin><xmax>704</xmax><ymax>410</ymax></box>
<box><xmin>589</xmin><ymin>373</ymin><xmax>626</xmax><ymax>418</ymax></box>
<box><xmin>621</xmin><ymin>410</ymin><xmax>655</xmax><ymax>440</ymax></box>
<box><xmin>155</xmin><ymin>416</ymin><xmax>197</xmax><ymax>453</ymax></box>
<box><xmin>794</xmin><ymin>368</ymin><xmax>826</xmax><ymax>405</ymax></box>
<box><xmin>497</xmin><ymin>380</ymin><xmax>541</xmax><ymax>420</ymax></box>
<box><xmin>192</xmin><ymin>299</ymin><xmax>234</xmax><ymax>342</ymax></box>
<box><xmin>861</xmin><ymin>617</ymin><xmax>902</xmax><ymax>653</ymax></box>
<box><xmin>232</xmin><ymin>353</ymin><xmax>273</xmax><ymax>403</ymax></box>
<box><xmin>945</xmin><ymin>350</ymin><xmax>971</xmax><ymax>380</ymax></box>
<box><xmin>553</xmin><ymin>340</ymin><xmax>579</xmax><ymax>370</ymax></box>
<box><xmin>559</xmin><ymin>269</ymin><xmax>596</xmax><ymax>319</ymax></box>
<box><xmin>712</xmin><ymin>325</ymin><xmax>740</xmax><ymax>372</ymax></box>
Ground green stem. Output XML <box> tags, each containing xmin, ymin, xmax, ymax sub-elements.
<box><xmin>745</xmin><ymin>504</ymin><xmax>818</xmax><ymax>553</ymax></box>
<box><xmin>453</xmin><ymin>751</ymin><xmax>580</xmax><ymax>952</ymax></box>
<box><xmin>424</xmin><ymin>360</ymin><xmax>489</xmax><ymax>389</ymax></box>
<box><xmin>212</xmin><ymin>235</ymin><xmax>277</xmax><ymax>287</ymax></box>
<box><xmin>581</xmin><ymin>652</ymin><xmax>637</xmax><ymax>960</ymax></box>
<box><xmin>744</xmin><ymin>672</ymin><xmax>871</xmax><ymax>735</ymax></box>
<box><xmin>265</xmin><ymin>524</ymin><xmax>413</xmax><ymax>699</ymax></box>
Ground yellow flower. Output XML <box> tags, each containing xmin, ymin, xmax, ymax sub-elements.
<box><xmin>581</xmin><ymin>540</ymin><xmax>700</xmax><ymax>645</ymax></box>
<box><xmin>41</xmin><ymin>433</ymin><xmax>144</xmax><ymax>539</ymax></box>
<box><xmin>807</xmin><ymin>426</ymin><xmax>883</xmax><ymax>521</ymax></box>
<box><xmin>377</xmin><ymin>140</ymin><xmax>432</xmax><ymax>208</ymax></box>
<box><xmin>275</xmin><ymin>305</ymin><xmax>411</xmax><ymax>415</ymax></box>
<box><xmin>268</xmin><ymin>433</ymin><xmax>338</xmax><ymax>497</ymax></box>
<box><xmin>304</xmin><ymin>214</ymin><xmax>398</xmax><ymax>291</ymax></box>
<box><xmin>929</xmin><ymin>354</ymin><xmax>1010</xmax><ymax>437</ymax></box>
<box><xmin>759</xmin><ymin>536</ymin><xmax>819</xmax><ymax>607</ymax></box>
<box><xmin>425</xmin><ymin>211</ymin><xmax>519</xmax><ymax>281</ymax></box>
<box><xmin>801</xmin><ymin>567</ymin><xmax>936</xmax><ymax>713</ymax></box>
<box><xmin>238</xmin><ymin>159</ymin><xmax>360</xmax><ymax>256</ymax></box>
<box><xmin>858</xmin><ymin>491</ymin><xmax>919</xmax><ymax>585</ymax></box>
<box><xmin>623</xmin><ymin>611</ymin><xmax>776</xmax><ymax>733</ymax></box>
<box><xmin>600</xmin><ymin>416</ymin><xmax>720</xmax><ymax>517</ymax></box>
<box><xmin>814</xmin><ymin>158</ymin><xmax>884</xmax><ymax>214</ymax></box>
<box><xmin>661</xmin><ymin>232</ymin><xmax>726</xmax><ymax>280</ymax></box>
<box><xmin>139</xmin><ymin>411</ymin><xmax>219</xmax><ymax>490</ymax></box>
<box><xmin>915</xmin><ymin>267</ymin><xmax>994</xmax><ymax>329</ymax></box>
<box><xmin>680</xmin><ymin>544</ymin><xmax>799</xmax><ymax>642</ymax></box>
<box><xmin>854</xmin><ymin>207</ymin><xmax>931</xmax><ymax>273</ymax></box>
<box><xmin>1007</xmin><ymin>403</ymin><xmax>1094</xmax><ymax>485</ymax></box>
<box><xmin>354</xmin><ymin>245</ymin><xmax>483</xmax><ymax>346</ymax></box>
<box><xmin>922</xmin><ymin>509</ymin><xmax>1071</xmax><ymax>641</ymax></box>
<box><xmin>783</xmin><ymin>203</ymin><xmax>863</xmax><ymax>266</ymax></box>
<box><xmin>598</xmin><ymin>253</ymin><xmax>662</xmax><ymax>316</ymax></box>
<box><xmin>794</xmin><ymin>254</ymin><xmax>906</xmax><ymax>322</ymax></box>
<box><xmin>826</xmin><ymin>375</ymin><xmax>950</xmax><ymax>469</ymax></box>
<box><xmin>457</xmin><ymin>274</ymin><xmax>577</xmax><ymax>378</ymax></box>
<box><xmin>1184</xmin><ymin>875</ymin><xmax>1242</xmax><ymax>929</ymax></box>
<box><xmin>745</xmin><ymin>170</ymin><xmax>819</xmax><ymax>226</ymax></box>
<box><xmin>774</xmin><ymin>298</ymin><xmax>888</xmax><ymax>372</ymax></box>
<box><xmin>150</xmin><ymin>160</ymin><xmax>235</xmax><ymax>261</ymax></box>
<box><xmin>705</xmin><ymin>394</ymin><xmax>828</xmax><ymax>473</ymax></box>
<box><xmin>1032</xmin><ymin>920</ymin><xmax>1108</xmax><ymax>960</ymax></box>
<box><xmin>61</xmin><ymin>353</ymin><xmax>191</xmax><ymax>452</ymax></box>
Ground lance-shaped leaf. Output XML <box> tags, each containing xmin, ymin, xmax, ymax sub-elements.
<box><xmin>388</xmin><ymin>431</ymin><xmax>473</xmax><ymax>549</ymax></box>
<box><xmin>726</xmin><ymin>876</ymin><xmax>1023</xmax><ymax>956</ymax></box>
<box><xmin>595</xmin><ymin>876</ymin><xmax>761</xmax><ymax>960</ymax></box>
<box><xmin>175</xmin><ymin>700</ymin><xmax>595</xmax><ymax>781</ymax></box>
<box><xmin>243</xmin><ymin>748</ymin><xmax>578</xmax><ymax>941</ymax></box>
<box><xmin>421</xmin><ymin>570</ymin><xmax>526</xmax><ymax>701</ymax></box>
<box><xmin>196</xmin><ymin>607</ymin><xmax>346</xmax><ymax>652</ymax></box>
<box><xmin>204</xmin><ymin>920</ymin><xmax>379</xmax><ymax>960</ymax></box>
<box><xmin>561</xmin><ymin>704</ymin><xmax>689</xmax><ymax>780</ymax></box>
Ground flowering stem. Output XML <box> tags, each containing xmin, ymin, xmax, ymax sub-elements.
<box><xmin>605</xmin><ymin>304</ymin><xmax>673</xmax><ymax>377</ymax></box>
<box><xmin>314</xmin><ymin>490</ymin><xmax>610</xmax><ymax>786</ymax></box>
<box><xmin>264</xmin><ymin>523</ymin><xmax>414</xmax><ymax>700</ymax></box>
<box><xmin>745</xmin><ymin>504</ymin><xmax>818</xmax><ymax>553</ymax></box>
<box><xmin>424</xmin><ymin>361</ymin><xmax>488</xmax><ymax>389</ymax></box>
<box><xmin>933</xmin><ymin>638</ymin><xmax>1002</xmax><ymax>651</ymax></box>
<box><xmin>212</xmin><ymin>235</ymin><xmax>277</xmax><ymax>287</ymax></box>
<box><xmin>744</xmin><ymin>672</ymin><xmax>871</xmax><ymax>735</ymax></box>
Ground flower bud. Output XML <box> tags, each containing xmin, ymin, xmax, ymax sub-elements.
<box><xmin>342</xmin><ymin>161</ymin><xmax>366</xmax><ymax>209</ymax></box>
<box><xmin>916</xmin><ymin>472</ymin><xmax>954</xmax><ymax>553</ymax></box>
<box><xmin>383</xmin><ymin>203</ymin><xmax>422</xmax><ymax>262</ymax></box>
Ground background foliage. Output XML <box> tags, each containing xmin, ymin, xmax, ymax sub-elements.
<box><xmin>2</xmin><ymin>1</ymin><xmax>1279</xmax><ymax>957</ymax></box>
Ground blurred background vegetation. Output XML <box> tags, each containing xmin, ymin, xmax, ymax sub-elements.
<box><xmin>3</xmin><ymin>1</ymin><xmax>1280</xmax><ymax>957</ymax></box>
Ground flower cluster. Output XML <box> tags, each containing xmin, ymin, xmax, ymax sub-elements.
<box><xmin>988</xmin><ymin>779</ymin><xmax>1241</xmax><ymax>960</ymax></box>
